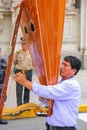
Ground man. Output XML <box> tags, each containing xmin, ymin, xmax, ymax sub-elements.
<box><xmin>13</xmin><ymin>37</ymin><xmax>33</xmax><ymax>106</ymax></box>
<box><xmin>0</xmin><ymin>48</ymin><xmax>8</xmax><ymax>124</ymax></box>
<box><xmin>12</xmin><ymin>56</ymin><xmax>82</xmax><ymax>130</ymax></box>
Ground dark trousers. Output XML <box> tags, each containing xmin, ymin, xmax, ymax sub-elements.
<box><xmin>46</xmin><ymin>123</ymin><xmax>76</xmax><ymax>130</ymax></box>
<box><xmin>50</xmin><ymin>126</ymin><xmax>76</xmax><ymax>130</ymax></box>
<box><xmin>16</xmin><ymin>69</ymin><xmax>32</xmax><ymax>106</ymax></box>
<box><xmin>46</xmin><ymin>122</ymin><xmax>50</xmax><ymax>130</ymax></box>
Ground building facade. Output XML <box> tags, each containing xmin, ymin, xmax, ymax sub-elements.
<box><xmin>0</xmin><ymin>0</ymin><xmax>87</xmax><ymax>69</ymax></box>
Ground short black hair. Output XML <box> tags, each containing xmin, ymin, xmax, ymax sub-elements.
<box><xmin>64</xmin><ymin>56</ymin><xmax>82</xmax><ymax>75</ymax></box>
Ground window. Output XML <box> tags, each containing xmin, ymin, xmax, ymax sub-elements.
<box><xmin>66</xmin><ymin>0</ymin><xmax>80</xmax><ymax>9</ymax></box>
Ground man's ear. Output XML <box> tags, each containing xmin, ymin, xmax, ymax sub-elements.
<box><xmin>73</xmin><ymin>69</ymin><xmax>77</xmax><ymax>75</ymax></box>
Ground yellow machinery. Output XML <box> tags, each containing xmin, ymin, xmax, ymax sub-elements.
<box><xmin>2</xmin><ymin>103</ymin><xmax>47</xmax><ymax>120</ymax></box>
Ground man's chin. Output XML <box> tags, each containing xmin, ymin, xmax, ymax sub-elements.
<box><xmin>60</xmin><ymin>73</ymin><xmax>64</xmax><ymax>77</ymax></box>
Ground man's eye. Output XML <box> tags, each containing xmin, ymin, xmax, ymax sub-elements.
<box><xmin>64</xmin><ymin>64</ymin><xmax>67</xmax><ymax>67</ymax></box>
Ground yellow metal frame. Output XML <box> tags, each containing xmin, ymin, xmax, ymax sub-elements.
<box><xmin>2</xmin><ymin>103</ymin><xmax>47</xmax><ymax>120</ymax></box>
<box><xmin>2</xmin><ymin>104</ymin><xmax>87</xmax><ymax>120</ymax></box>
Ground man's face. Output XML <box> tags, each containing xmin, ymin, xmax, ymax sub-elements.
<box><xmin>21</xmin><ymin>43</ymin><xmax>28</xmax><ymax>50</ymax></box>
<box><xmin>60</xmin><ymin>60</ymin><xmax>76</xmax><ymax>80</ymax></box>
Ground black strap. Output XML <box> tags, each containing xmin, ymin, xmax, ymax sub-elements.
<box><xmin>50</xmin><ymin>126</ymin><xmax>76</xmax><ymax>130</ymax></box>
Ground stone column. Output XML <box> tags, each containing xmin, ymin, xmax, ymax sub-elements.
<box><xmin>80</xmin><ymin>0</ymin><xmax>87</xmax><ymax>69</ymax></box>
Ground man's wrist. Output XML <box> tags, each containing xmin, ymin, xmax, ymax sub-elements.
<box><xmin>24</xmin><ymin>80</ymin><xmax>32</xmax><ymax>91</ymax></box>
<box><xmin>24</xmin><ymin>80</ymin><xmax>28</xmax><ymax>87</ymax></box>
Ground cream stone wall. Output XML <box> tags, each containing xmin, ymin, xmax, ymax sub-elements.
<box><xmin>0</xmin><ymin>0</ymin><xmax>21</xmax><ymax>58</ymax></box>
<box><xmin>61</xmin><ymin>8</ymin><xmax>82</xmax><ymax>66</ymax></box>
<box><xmin>0</xmin><ymin>0</ymin><xmax>12</xmax><ymax>58</ymax></box>
<box><xmin>63</xmin><ymin>9</ymin><xmax>80</xmax><ymax>52</ymax></box>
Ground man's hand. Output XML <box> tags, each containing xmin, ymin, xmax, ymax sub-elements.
<box><xmin>12</xmin><ymin>72</ymin><xmax>27</xmax><ymax>86</ymax></box>
<box><xmin>12</xmin><ymin>72</ymin><xmax>33</xmax><ymax>91</ymax></box>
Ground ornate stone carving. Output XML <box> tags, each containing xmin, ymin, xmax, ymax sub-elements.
<box><xmin>1</xmin><ymin>0</ymin><xmax>11</xmax><ymax>7</ymax></box>
<box><xmin>66</xmin><ymin>0</ymin><xmax>75</xmax><ymax>9</ymax></box>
